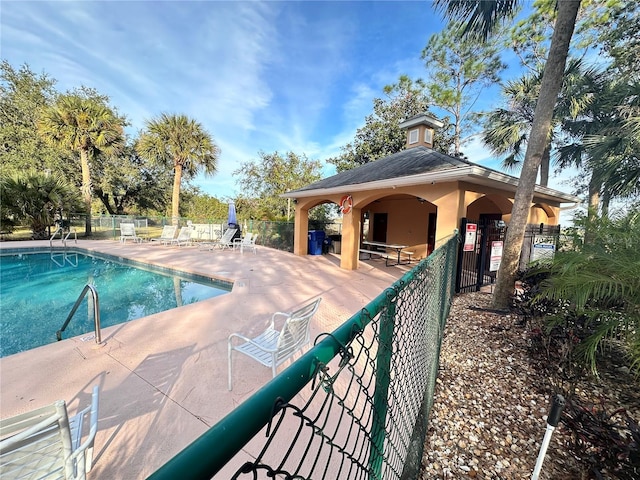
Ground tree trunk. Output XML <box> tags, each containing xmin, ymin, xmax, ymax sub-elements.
<box><xmin>80</xmin><ymin>148</ymin><xmax>93</xmax><ymax>235</ymax></box>
<box><xmin>601</xmin><ymin>191</ymin><xmax>610</xmax><ymax>219</ymax></box>
<box><xmin>539</xmin><ymin>144</ymin><xmax>550</xmax><ymax>187</ymax></box>
<box><xmin>584</xmin><ymin>174</ymin><xmax>601</xmax><ymax>244</ymax></box>
<box><xmin>171</xmin><ymin>162</ymin><xmax>183</xmax><ymax>226</ymax></box>
<box><xmin>492</xmin><ymin>0</ymin><xmax>581</xmax><ymax>310</ymax></box>
<box><xmin>96</xmin><ymin>191</ymin><xmax>115</xmax><ymax>215</ymax></box>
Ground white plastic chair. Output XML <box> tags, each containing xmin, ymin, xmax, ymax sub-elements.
<box><xmin>233</xmin><ymin>232</ymin><xmax>258</xmax><ymax>254</ymax></box>
<box><xmin>244</xmin><ymin>233</ymin><xmax>258</xmax><ymax>254</ymax></box>
<box><xmin>0</xmin><ymin>385</ymin><xmax>100</xmax><ymax>480</ymax></box>
<box><xmin>119</xmin><ymin>223</ymin><xmax>141</xmax><ymax>243</ymax></box>
<box><xmin>170</xmin><ymin>227</ymin><xmax>192</xmax><ymax>247</ymax></box>
<box><xmin>149</xmin><ymin>225</ymin><xmax>177</xmax><ymax>245</ymax></box>
<box><xmin>228</xmin><ymin>298</ymin><xmax>321</xmax><ymax>390</ymax></box>
<box><xmin>204</xmin><ymin>228</ymin><xmax>237</xmax><ymax>251</ymax></box>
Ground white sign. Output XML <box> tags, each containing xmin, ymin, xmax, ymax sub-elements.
<box><xmin>490</xmin><ymin>241</ymin><xmax>503</xmax><ymax>271</ymax></box>
<box><xmin>531</xmin><ymin>243</ymin><xmax>556</xmax><ymax>263</ymax></box>
<box><xmin>463</xmin><ymin>223</ymin><xmax>477</xmax><ymax>252</ymax></box>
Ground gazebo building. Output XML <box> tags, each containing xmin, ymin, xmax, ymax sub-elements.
<box><xmin>283</xmin><ymin>113</ymin><xmax>579</xmax><ymax>271</ymax></box>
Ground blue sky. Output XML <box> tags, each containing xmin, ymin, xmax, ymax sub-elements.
<box><xmin>2</xmin><ymin>0</ymin><xmax>575</xmax><ymax>204</ymax></box>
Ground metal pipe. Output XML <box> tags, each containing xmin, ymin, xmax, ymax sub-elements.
<box><xmin>62</xmin><ymin>228</ymin><xmax>77</xmax><ymax>247</ymax></box>
<box><xmin>57</xmin><ymin>284</ymin><xmax>101</xmax><ymax>345</ymax></box>
<box><xmin>532</xmin><ymin>394</ymin><xmax>565</xmax><ymax>480</ymax></box>
<box><xmin>89</xmin><ymin>285</ymin><xmax>102</xmax><ymax>344</ymax></box>
<box><xmin>49</xmin><ymin>227</ymin><xmax>62</xmax><ymax>247</ymax></box>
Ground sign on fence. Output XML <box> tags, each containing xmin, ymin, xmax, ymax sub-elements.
<box><xmin>463</xmin><ymin>223</ymin><xmax>477</xmax><ymax>252</ymax></box>
<box><xmin>531</xmin><ymin>235</ymin><xmax>556</xmax><ymax>263</ymax></box>
<box><xmin>489</xmin><ymin>241</ymin><xmax>503</xmax><ymax>271</ymax></box>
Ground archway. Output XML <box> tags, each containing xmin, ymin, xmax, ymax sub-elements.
<box><xmin>360</xmin><ymin>193</ymin><xmax>437</xmax><ymax>259</ymax></box>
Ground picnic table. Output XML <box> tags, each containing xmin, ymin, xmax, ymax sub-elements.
<box><xmin>361</xmin><ymin>241</ymin><xmax>414</xmax><ymax>266</ymax></box>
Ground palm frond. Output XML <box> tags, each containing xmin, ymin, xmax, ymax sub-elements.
<box><xmin>434</xmin><ymin>0</ymin><xmax>521</xmax><ymax>41</ymax></box>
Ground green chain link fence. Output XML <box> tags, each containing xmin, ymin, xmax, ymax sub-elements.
<box><xmin>5</xmin><ymin>213</ymin><xmax>344</xmax><ymax>254</ymax></box>
<box><xmin>148</xmin><ymin>233</ymin><xmax>459</xmax><ymax>480</ymax></box>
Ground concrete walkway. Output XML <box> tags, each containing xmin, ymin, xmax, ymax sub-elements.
<box><xmin>0</xmin><ymin>240</ymin><xmax>410</xmax><ymax>479</ymax></box>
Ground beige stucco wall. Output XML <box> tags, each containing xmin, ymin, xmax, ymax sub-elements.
<box><xmin>364</xmin><ymin>197</ymin><xmax>434</xmax><ymax>258</ymax></box>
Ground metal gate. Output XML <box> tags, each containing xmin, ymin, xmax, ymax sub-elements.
<box><xmin>455</xmin><ymin>217</ymin><xmax>506</xmax><ymax>293</ymax></box>
<box><xmin>455</xmin><ymin>219</ymin><xmax>561</xmax><ymax>293</ymax></box>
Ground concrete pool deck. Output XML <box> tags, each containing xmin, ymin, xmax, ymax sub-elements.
<box><xmin>0</xmin><ymin>240</ymin><xmax>411</xmax><ymax>479</ymax></box>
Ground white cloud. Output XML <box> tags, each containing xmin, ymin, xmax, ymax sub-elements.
<box><xmin>1</xmin><ymin>0</ymin><xmax>450</xmax><ymax>200</ymax></box>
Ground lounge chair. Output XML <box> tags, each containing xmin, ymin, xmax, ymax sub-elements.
<box><xmin>202</xmin><ymin>228</ymin><xmax>237</xmax><ymax>251</ymax></box>
<box><xmin>119</xmin><ymin>223</ymin><xmax>141</xmax><ymax>243</ymax></box>
<box><xmin>149</xmin><ymin>225</ymin><xmax>177</xmax><ymax>245</ymax></box>
<box><xmin>233</xmin><ymin>233</ymin><xmax>258</xmax><ymax>254</ymax></box>
<box><xmin>228</xmin><ymin>298</ymin><xmax>321</xmax><ymax>390</ymax></box>
<box><xmin>170</xmin><ymin>227</ymin><xmax>192</xmax><ymax>247</ymax></box>
<box><xmin>0</xmin><ymin>385</ymin><xmax>100</xmax><ymax>479</ymax></box>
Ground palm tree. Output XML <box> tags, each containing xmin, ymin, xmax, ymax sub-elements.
<box><xmin>136</xmin><ymin>114</ymin><xmax>220</xmax><ymax>225</ymax></box>
<box><xmin>435</xmin><ymin>0</ymin><xmax>582</xmax><ymax>309</ymax></box>
<box><xmin>38</xmin><ymin>95</ymin><xmax>125</xmax><ymax>235</ymax></box>
<box><xmin>1</xmin><ymin>170</ymin><xmax>82</xmax><ymax>239</ymax></box>
<box><xmin>557</xmin><ymin>73</ymin><xmax>640</xmax><ymax>241</ymax></box>
<box><xmin>482</xmin><ymin>74</ymin><xmax>543</xmax><ymax>179</ymax></box>
<box><xmin>580</xmin><ymin>80</ymin><xmax>640</xmax><ymax>213</ymax></box>
<box><xmin>483</xmin><ymin>59</ymin><xmax>594</xmax><ymax>187</ymax></box>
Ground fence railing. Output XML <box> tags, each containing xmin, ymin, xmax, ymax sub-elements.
<box><xmin>148</xmin><ymin>233</ymin><xmax>459</xmax><ymax>480</ymax></box>
<box><xmin>4</xmin><ymin>213</ymin><xmax>343</xmax><ymax>254</ymax></box>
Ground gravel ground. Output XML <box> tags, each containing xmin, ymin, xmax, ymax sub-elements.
<box><xmin>420</xmin><ymin>291</ymin><xmax>639</xmax><ymax>479</ymax></box>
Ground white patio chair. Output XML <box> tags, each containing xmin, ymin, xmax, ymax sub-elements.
<box><xmin>204</xmin><ymin>228</ymin><xmax>237</xmax><ymax>251</ymax></box>
<box><xmin>119</xmin><ymin>223</ymin><xmax>141</xmax><ymax>243</ymax></box>
<box><xmin>0</xmin><ymin>385</ymin><xmax>100</xmax><ymax>480</ymax></box>
<box><xmin>149</xmin><ymin>225</ymin><xmax>177</xmax><ymax>245</ymax></box>
<box><xmin>233</xmin><ymin>232</ymin><xmax>257</xmax><ymax>254</ymax></box>
<box><xmin>228</xmin><ymin>298</ymin><xmax>322</xmax><ymax>390</ymax></box>
<box><xmin>243</xmin><ymin>233</ymin><xmax>258</xmax><ymax>255</ymax></box>
<box><xmin>170</xmin><ymin>226</ymin><xmax>192</xmax><ymax>247</ymax></box>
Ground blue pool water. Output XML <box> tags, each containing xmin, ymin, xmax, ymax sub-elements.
<box><xmin>0</xmin><ymin>250</ymin><xmax>231</xmax><ymax>357</ymax></box>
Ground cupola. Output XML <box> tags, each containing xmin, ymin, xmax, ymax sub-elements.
<box><xmin>399</xmin><ymin>113</ymin><xmax>444</xmax><ymax>149</ymax></box>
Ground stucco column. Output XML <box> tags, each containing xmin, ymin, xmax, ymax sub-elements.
<box><xmin>433</xmin><ymin>189</ymin><xmax>466</xmax><ymax>247</ymax></box>
<box><xmin>293</xmin><ymin>207</ymin><xmax>309</xmax><ymax>256</ymax></box>
<box><xmin>340</xmin><ymin>207</ymin><xmax>361</xmax><ymax>270</ymax></box>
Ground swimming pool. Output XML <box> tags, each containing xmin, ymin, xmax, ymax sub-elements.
<box><xmin>0</xmin><ymin>249</ymin><xmax>232</xmax><ymax>357</ymax></box>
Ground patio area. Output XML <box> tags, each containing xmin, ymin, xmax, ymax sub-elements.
<box><xmin>0</xmin><ymin>240</ymin><xmax>410</xmax><ymax>479</ymax></box>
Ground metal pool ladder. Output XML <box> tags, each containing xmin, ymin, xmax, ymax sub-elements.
<box><xmin>49</xmin><ymin>226</ymin><xmax>77</xmax><ymax>248</ymax></box>
<box><xmin>56</xmin><ymin>284</ymin><xmax>102</xmax><ymax>345</ymax></box>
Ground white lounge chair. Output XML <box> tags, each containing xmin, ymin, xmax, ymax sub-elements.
<box><xmin>149</xmin><ymin>225</ymin><xmax>177</xmax><ymax>245</ymax></box>
<box><xmin>233</xmin><ymin>233</ymin><xmax>258</xmax><ymax>254</ymax></box>
<box><xmin>228</xmin><ymin>298</ymin><xmax>321</xmax><ymax>390</ymax></box>
<box><xmin>202</xmin><ymin>228</ymin><xmax>237</xmax><ymax>251</ymax></box>
<box><xmin>170</xmin><ymin>227</ymin><xmax>192</xmax><ymax>247</ymax></box>
<box><xmin>0</xmin><ymin>385</ymin><xmax>100</xmax><ymax>480</ymax></box>
<box><xmin>119</xmin><ymin>223</ymin><xmax>141</xmax><ymax>243</ymax></box>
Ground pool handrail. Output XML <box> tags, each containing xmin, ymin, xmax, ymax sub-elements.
<box><xmin>49</xmin><ymin>226</ymin><xmax>77</xmax><ymax>248</ymax></box>
<box><xmin>63</xmin><ymin>228</ymin><xmax>77</xmax><ymax>246</ymax></box>
<box><xmin>56</xmin><ymin>284</ymin><xmax>102</xmax><ymax>345</ymax></box>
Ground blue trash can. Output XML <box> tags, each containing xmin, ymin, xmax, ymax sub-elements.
<box><xmin>308</xmin><ymin>230</ymin><xmax>325</xmax><ymax>255</ymax></box>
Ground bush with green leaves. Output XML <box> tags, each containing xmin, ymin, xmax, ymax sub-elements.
<box><xmin>522</xmin><ymin>207</ymin><xmax>640</xmax><ymax>376</ymax></box>
<box><xmin>0</xmin><ymin>170</ymin><xmax>82</xmax><ymax>239</ymax></box>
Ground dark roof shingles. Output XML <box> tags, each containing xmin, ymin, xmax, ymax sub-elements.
<box><xmin>294</xmin><ymin>147</ymin><xmax>472</xmax><ymax>192</ymax></box>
